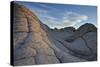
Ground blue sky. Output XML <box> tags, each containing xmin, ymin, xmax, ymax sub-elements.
<box><xmin>17</xmin><ymin>1</ymin><xmax>97</xmax><ymax>29</ymax></box>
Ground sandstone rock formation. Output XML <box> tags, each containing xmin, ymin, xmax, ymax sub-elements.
<box><xmin>65</xmin><ymin>23</ymin><xmax>97</xmax><ymax>60</ymax></box>
<box><xmin>66</xmin><ymin>23</ymin><xmax>97</xmax><ymax>42</ymax></box>
<box><xmin>60</xmin><ymin>27</ymin><xmax>76</xmax><ymax>32</ymax></box>
<box><xmin>13</xmin><ymin>2</ymin><xmax>59</xmax><ymax>66</ymax></box>
<box><xmin>11</xmin><ymin>2</ymin><xmax>97</xmax><ymax>66</ymax></box>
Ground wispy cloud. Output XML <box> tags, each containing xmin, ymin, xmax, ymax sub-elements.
<box><xmin>19</xmin><ymin>2</ymin><xmax>96</xmax><ymax>29</ymax></box>
<box><xmin>37</xmin><ymin>11</ymin><xmax>88</xmax><ymax>29</ymax></box>
<box><xmin>38</xmin><ymin>3</ymin><xmax>58</xmax><ymax>10</ymax></box>
<box><xmin>31</xmin><ymin>7</ymin><xmax>48</xmax><ymax>14</ymax></box>
<box><xmin>28</xmin><ymin>4</ymin><xmax>89</xmax><ymax>29</ymax></box>
<box><xmin>40</xmin><ymin>15</ymin><xmax>57</xmax><ymax>20</ymax></box>
<box><xmin>32</xmin><ymin>3</ymin><xmax>58</xmax><ymax>14</ymax></box>
<box><xmin>62</xmin><ymin>12</ymin><xmax>88</xmax><ymax>28</ymax></box>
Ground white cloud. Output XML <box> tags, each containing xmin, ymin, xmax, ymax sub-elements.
<box><xmin>41</xmin><ymin>15</ymin><xmax>57</xmax><ymax>20</ymax></box>
<box><xmin>41</xmin><ymin>16</ymin><xmax>60</xmax><ymax>28</ymax></box>
<box><xmin>39</xmin><ymin>12</ymin><xmax>89</xmax><ymax>29</ymax></box>
<box><xmin>38</xmin><ymin>3</ymin><xmax>56</xmax><ymax>10</ymax></box>
<box><xmin>32</xmin><ymin>7</ymin><xmax>89</xmax><ymax>29</ymax></box>
<box><xmin>62</xmin><ymin>12</ymin><xmax>88</xmax><ymax>28</ymax></box>
<box><xmin>32</xmin><ymin>7</ymin><xmax>48</xmax><ymax>14</ymax></box>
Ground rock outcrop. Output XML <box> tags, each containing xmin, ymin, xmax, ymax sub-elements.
<box><xmin>65</xmin><ymin>23</ymin><xmax>97</xmax><ymax>60</ymax></box>
<box><xmin>12</xmin><ymin>2</ymin><xmax>97</xmax><ymax>66</ymax></box>
<box><xmin>60</xmin><ymin>27</ymin><xmax>76</xmax><ymax>32</ymax></box>
<box><xmin>66</xmin><ymin>23</ymin><xmax>97</xmax><ymax>42</ymax></box>
<box><xmin>13</xmin><ymin>2</ymin><xmax>59</xmax><ymax>66</ymax></box>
